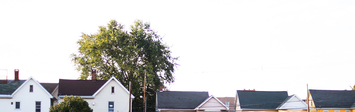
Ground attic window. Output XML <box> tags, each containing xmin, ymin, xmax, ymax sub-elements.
<box><xmin>111</xmin><ymin>86</ymin><xmax>114</xmax><ymax>94</ymax></box>
<box><xmin>30</xmin><ymin>85</ymin><xmax>33</xmax><ymax>92</ymax></box>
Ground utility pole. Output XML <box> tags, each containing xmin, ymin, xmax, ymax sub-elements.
<box><xmin>143</xmin><ymin>69</ymin><xmax>146</xmax><ymax>112</ymax></box>
<box><xmin>307</xmin><ymin>84</ymin><xmax>309</xmax><ymax>112</ymax></box>
<box><xmin>129</xmin><ymin>81</ymin><xmax>132</xmax><ymax>112</ymax></box>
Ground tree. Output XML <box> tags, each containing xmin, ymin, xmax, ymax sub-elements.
<box><xmin>50</xmin><ymin>95</ymin><xmax>92</xmax><ymax>112</ymax></box>
<box><xmin>71</xmin><ymin>20</ymin><xmax>178</xmax><ymax>111</ymax></box>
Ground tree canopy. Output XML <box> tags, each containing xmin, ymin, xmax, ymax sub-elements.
<box><xmin>50</xmin><ymin>96</ymin><xmax>93</xmax><ymax>112</ymax></box>
<box><xmin>71</xmin><ymin>20</ymin><xmax>178</xmax><ymax>111</ymax></box>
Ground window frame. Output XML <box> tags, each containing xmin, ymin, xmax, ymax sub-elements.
<box><xmin>30</xmin><ymin>85</ymin><xmax>33</xmax><ymax>92</ymax></box>
<box><xmin>111</xmin><ymin>86</ymin><xmax>114</xmax><ymax>94</ymax></box>
<box><xmin>108</xmin><ymin>101</ymin><xmax>114</xmax><ymax>112</ymax></box>
<box><xmin>35</xmin><ymin>101</ymin><xmax>41</xmax><ymax>112</ymax></box>
<box><xmin>15</xmin><ymin>102</ymin><xmax>20</xmax><ymax>109</ymax></box>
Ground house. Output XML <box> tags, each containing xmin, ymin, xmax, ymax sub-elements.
<box><xmin>308</xmin><ymin>89</ymin><xmax>355</xmax><ymax>112</ymax></box>
<box><xmin>156</xmin><ymin>91</ymin><xmax>209</xmax><ymax>112</ymax></box>
<box><xmin>235</xmin><ymin>90</ymin><xmax>307</xmax><ymax>112</ymax></box>
<box><xmin>218</xmin><ymin>97</ymin><xmax>236</xmax><ymax>112</ymax></box>
<box><xmin>195</xmin><ymin>95</ymin><xmax>229</xmax><ymax>112</ymax></box>
<box><xmin>277</xmin><ymin>94</ymin><xmax>307</xmax><ymax>112</ymax></box>
<box><xmin>40</xmin><ymin>83</ymin><xmax>58</xmax><ymax>106</ymax></box>
<box><xmin>57</xmin><ymin>73</ymin><xmax>134</xmax><ymax>112</ymax></box>
<box><xmin>0</xmin><ymin>69</ymin><xmax>54</xmax><ymax>112</ymax></box>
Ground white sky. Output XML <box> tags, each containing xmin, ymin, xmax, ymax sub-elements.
<box><xmin>1</xmin><ymin>0</ymin><xmax>355</xmax><ymax>99</ymax></box>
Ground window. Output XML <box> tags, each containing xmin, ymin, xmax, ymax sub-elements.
<box><xmin>346</xmin><ymin>110</ymin><xmax>351</xmax><ymax>112</ymax></box>
<box><xmin>108</xmin><ymin>102</ymin><xmax>114</xmax><ymax>112</ymax></box>
<box><xmin>111</xmin><ymin>86</ymin><xmax>114</xmax><ymax>94</ymax></box>
<box><xmin>15</xmin><ymin>102</ymin><xmax>20</xmax><ymax>109</ymax></box>
<box><xmin>323</xmin><ymin>110</ymin><xmax>329</xmax><ymax>112</ymax></box>
<box><xmin>334</xmin><ymin>110</ymin><xmax>340</xmax><ymax>112</ymax></box>
<box><xmin>36</xmin><ymin>101</ymin><xmax>41</xmax><ymax>112</ymax></box>
<box><xmin>30</xmin><ymin>85</ymin><xmax>33</xmax><ymax>92</ymax></box>
<box><xmin>226</xmin><ymin>101</ymin><xmax>230</xmax><ymax>107</ymax></box>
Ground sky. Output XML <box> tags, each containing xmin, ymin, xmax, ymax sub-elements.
<box><xmin>1</xmin><ymin>0</ymin><xmax>355</xmax><ymax>99</ymax></box>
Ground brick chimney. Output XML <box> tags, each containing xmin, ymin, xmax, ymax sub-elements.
<box><xmin>14</xmin><ymin>69</ymin><xmax>19</xmax><ymax>81</ymax></box>
<box><xmin>92</xmin><ymin>69</ymin><xmax>96</xmax><ymax>80</ymax></box>
<box><xmin>159</xmin><ymin>85</ymin><xmax>163</xmax><ymax>92</ymax></box>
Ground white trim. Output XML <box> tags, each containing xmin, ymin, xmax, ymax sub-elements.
<box><xmin>58</xmin><ymin>95</ymin><xmax>95</xmax><ymax>99</ymax></box>
<box><xmin>159</xmin><ymin>109</ymin><xmax>195</xmax><ymax>110</ymax></box>
<box><xmin>92</xmin><ymin>76</ymin><xmax>135</xmax><ymax>98</ymax></box>
<box><xmin>195</xmin><ymin>95</ymin><xmax>229</xmax><ymax>110</ymax></box>
<box><xmin>0</xmin><ymin>76</ymin><xmax>53</xmax><ymax>98</ymax></box>
<box><xmin>277</xmin><ymin>94</ymin><xmax>307</xmax><ymax>109</ymax></box>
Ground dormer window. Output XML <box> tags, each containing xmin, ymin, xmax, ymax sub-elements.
<box><xmin>30</xmin><ymin>85</ymin><xmax>33</xmax><ymax>92</ymax></box>
<box><xmin>111</xmin><ymin>86</ymin><xmax>114</xmax><ymax>94</ymax></box>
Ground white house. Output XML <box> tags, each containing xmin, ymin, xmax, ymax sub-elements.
<box><xmin>0</xmin><ymin>70</ymin><xmax>53</xmax><ymax>112</ymax></box>
<box><xmin>195</xmin><ymin>95</ymin><xmax>229</xmax><ymax>112</ymax></box>
<box><xmin>58</xmin><ymin>75</ymin><xmax>134</xmax><ymax>112</ymax></box>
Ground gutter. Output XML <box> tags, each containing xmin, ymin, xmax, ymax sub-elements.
<box><xmin>58</xmin><ymin>95</ymin><xmax>95</xmax><ymax>99</ymax></box>
<box><xmin>0</xmin><ymin>95</ymin><xmax>12</xmax><ymax>98</ymax></box>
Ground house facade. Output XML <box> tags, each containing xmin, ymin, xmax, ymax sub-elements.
<box><xmin>58</xmin><ymin>76</ymin><xmax>134</xmax><ymax>112</ymax></box>
<box><xmin>0</xmin><ymin>70</ymin><xmax>53</xmax><ymax>112</ymax></box>
<box><xmin>195</xmin><ymin>95</ymin><xmax>229</xmax><ymax>112</ymax></box>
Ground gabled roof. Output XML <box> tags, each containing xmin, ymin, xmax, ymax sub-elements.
<box><xmin>195</xmin><ymin>95</ymin><xmax>229</xmax><ymax>110</ymax></box>
<box><xmin>1</xmin><ymin>77</ymin><xmax>53</xmax><ymax>98</ymax></box>
<box><xmin>309</xmin><ymin>89</ymin><xmax>355</xmax><ymax>108</ymax></box>
<box><xmin>41</xmin><ymin>83</ymin><xmax>58</xmax><ymax>94</ymax></box>
<box><xmin>0</xmin><ymin>80</ymin><xmax>26</xmax><ymax>95</ymax></box>
<box><xmin>157</xmin><ymin>91</ymin><xmax>209</xmax><ymax>110</ymax></box>
<box><xmin>58</xmin><ymin>79</ymin><xmax>107</xmax><ymax>96</ymax></box>
<box><xmin>277</xmin><ymin>94</ymin><xmax>307</xmax><ymax>109</ymax></box>
<box><xmin>237</xmin><ymin>90</ymin><xmax>288</xmax><ymax>109</ymax></box>
<box><xmin>58</xmin><ymin>77</ymin><xmax>134</xmax><ymax>98</ymax></box>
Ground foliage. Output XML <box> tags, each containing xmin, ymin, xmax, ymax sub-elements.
<box><xmin>50</xmin><ymin>95</ymin><xmax>92</xmax><ymax>112</ymax></box>
<box><xmin>71</xmin><ymin>20</ymin><xmax>178</xmax><ymax>111</ymax></box>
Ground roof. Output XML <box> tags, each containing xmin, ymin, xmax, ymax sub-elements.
<box><xmin>309</xmin><ymin>89</ymin><xmax>355</xmax><ymax>108</ymax></box>
<box><xmin>41</xmin><ymin>83</ymin><xmax>58</xmax><ymax>94</ymax></box>
<box><xmin>157</xmin><ymin>91</ymin><xmax>209</xmax><ymax>109</ymax></box>
<box><xmin>218</xmin><ymin>97</ymin><xmax>236</xmax><ymax>110</ymax></box>
<box><xmin>0</xmin><ymin>80</ymin><xmax>26</xmax><ymax>95</ymax></box>
<box><xmin>58</xmin><ymin>79</ymin><xmax>107</xmax><ymax>96</ymax></box>
<box><xmin>237</xmin><ymin>90</ymin><xmax>288</xmax><ymax>109</ymax></box>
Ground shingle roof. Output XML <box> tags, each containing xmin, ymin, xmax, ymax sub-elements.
<box><xmin>237</xmin><ymin>90</ymin><xmax>288</xmax><ymax>109</ymax></box>
<box><xmin>217</xmin><ymin>97</ymin><xmax>235</xmax><ymax>111</ymax></box>
<box><xmin>58</xmin><ymin>79</ymin><xmax>107</xmax><ymax>96</ymax></box>
<box><xmin>157</xmin><ymin>91</ymin><xmax>209</xmax><ymax>109</ymax></box>
<box><xmin>0</xmin><ymin>80</ymin><xmax>26</xmax><ymax>95</ymax></box>
<box><xmin>309</xmin><ymin>89</ymin><xmax>355</xmax><ymax>108</ymax></box>
<box><xmin>41</xmin><ymin>83</ymin><xmax>58</xmax><ymax>94</ymax></box>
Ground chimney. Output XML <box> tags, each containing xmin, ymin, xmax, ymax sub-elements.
<box><xmin>159</xmin><ymin>85</ymin><xmax>163</xmax><ymax>92</ymax></box>
<box><xmin>92</xmin><ymin>69</ymin><xmax>96</xmax><ymax>80</ymax></box>
<box><xmin>14</xmin><ymin>69</ymin><xmax>19</xmax><ymax>81</ymax></box>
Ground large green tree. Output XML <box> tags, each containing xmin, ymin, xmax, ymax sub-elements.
<box><xmin>50</xmin><ymin>96</ymin><xmax>93</xmax><ymax>112</ymax></box>
<box><xmin>71</xmin><ymin>20</ymin><xmax>178</xmax><ymax>111</ymax></box>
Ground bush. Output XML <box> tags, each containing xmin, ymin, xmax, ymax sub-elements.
<box><xmin>50</xmin><ymin>95</ymin><xmax>93</xmax><ymax>112</ymax></box>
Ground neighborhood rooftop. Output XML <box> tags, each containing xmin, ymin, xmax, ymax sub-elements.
<box><xmin>309</xmin><ymin>89</ymin><xmax>355</xmax><ymax>108</ymax></box>
<box><xmin>237</xmin><ymin>90</ymin><xmax>289</xmax><ymax>109</ymax></box>
<box><xmin>58</xmin><ymin>79</ymin><xmax>107</xmax><ymax>96</ymax></box>
<box><xmin>156</xmin><ymin>91</ymin><xmax>209</xmax><ymax>109</ymax></box>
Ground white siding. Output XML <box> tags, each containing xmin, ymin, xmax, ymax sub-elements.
<box><xmin>278</xmin><ymin>96</ymin><xmax>307</xmax><ymax>109</ymax></box>
<box><xmin>198</xmin><ymin>97</ymin><xmax>227</xmax><ymax>111</ymax></box>
<box><xmin>58</xmin><ymin>79</ymin><xmax>131</xmax><ymax>112</ymax></box>
<box><xmin>0</xmin><ymin>79</ymin><xmax>52</xmax><ymax>112</ymax></box>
